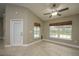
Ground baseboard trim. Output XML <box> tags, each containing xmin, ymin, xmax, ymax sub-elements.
<box><xmin>5</xmin><ymin>40</ymin><xmax>42</xmax><ymax>47</ymax></box>
<box><xmin>22</xmin><ymin>40</ymin><xmax>42</xmax><ymax>47</ymax></box>
<box><xmin>5</xmin><ymin>39</ymin><xmax>79</xmax><ymax>49</ymax></box>
<box><xmin>43</xmin><ymin>39</ymin><xmax>79</xmax><ymax>49</ymax></box>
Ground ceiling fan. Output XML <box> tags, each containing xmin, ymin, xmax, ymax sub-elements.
<box><xmin>43</xmin><ymin>3</ymin><xmax>69</xmax><ymax>18</ymax></box>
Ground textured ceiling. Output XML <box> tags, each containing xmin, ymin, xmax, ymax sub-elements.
<box><xmin>11</xmin><ymin>3</ymin><xmax>79</xmax><ymax>20</ymax></box>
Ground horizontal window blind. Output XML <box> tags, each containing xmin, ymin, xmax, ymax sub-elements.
<box><xmin>34</xmin><ymin>23</ymin><xmax>40</xmax><ymax>27</ymax></box>
<box><xmin>49</xmin><ymin>21</ymin><xmax>72</xmax><ymax>26</ymax></box>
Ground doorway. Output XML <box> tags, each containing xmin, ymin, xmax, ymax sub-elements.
<box><xmin>10</xmin><ymin>20</ymin><xmax>23</xmax><ymax>46</ymax></box>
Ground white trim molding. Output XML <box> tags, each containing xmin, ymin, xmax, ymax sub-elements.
<box><xmin>22</xmin><ymin>40</ymin><xmax>42</xmax><ymax>47</ymax></box>
<box><xmin>5</xmin><ymin>39</ymin><xmax>79</xmax><ymax>49</ymax></box>
<box><xmin>5</xmin><ymin>45</ymin><xmax>11</xmax><ymax>47</ymax></box>
<box><xmin>43</xmin><ymin>39</ymin><xmax>79</xmax><ymax>49</ymax></box>
<box><xmin>5</xmin><ymin>40</ymin><xmax>42</xmax><ymax>47</ymax></box>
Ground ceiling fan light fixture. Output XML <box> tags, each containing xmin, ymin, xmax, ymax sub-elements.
<box><xmin>52</xmin><ymin>12</ymin><xmax>57</xmax><ymax>16</ymax></box>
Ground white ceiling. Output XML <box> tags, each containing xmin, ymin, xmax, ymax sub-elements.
<box><xmin>15</xmin><ymin>3</ymin><xmax>79</xmax><ymax>21</ymax></box>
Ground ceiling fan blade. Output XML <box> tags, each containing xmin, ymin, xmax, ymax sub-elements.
<box><xmin>49</xmin><ymin>15</ymin><xmax>52</xmax><ymax>18</ymax></box>
<box><xmin>57</xmin><ymin>13</ymin><xmax>61</xmax><ymax>16</ymax></box>
<box><xmin>58</xmin><ymin>7</ymin><xmax>69</xmax><ymax>12</ymax></box>
<box><xmin>43</xmin><ymin>13</ymin><xmax>51</xmax><ymax>15</ymax></box>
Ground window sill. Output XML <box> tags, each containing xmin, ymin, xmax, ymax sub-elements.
<box><xmin>49</xmin><ymin>37</ymin><xmax>72</xmax><ymax>40</ymax></box>
<box><xmin>34</xmin><ymin>37</ymin><xmax>41</xmax><ymax>39</ymax></box>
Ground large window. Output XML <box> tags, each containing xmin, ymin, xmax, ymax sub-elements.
<box><xmin>49</xmin><ymin>21</ymin><xmax>72</xmax><ymax>40</ymax></box>
<box><xmin>34</xmin><ymin>23</ymin><xmax>40</xmax><ymax>39</ymax></box>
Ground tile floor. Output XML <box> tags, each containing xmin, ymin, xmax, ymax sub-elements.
<box><xmin>0</xmin><ymin>41</ymin><xmax>79</xmax><ymax>56</ymax></box>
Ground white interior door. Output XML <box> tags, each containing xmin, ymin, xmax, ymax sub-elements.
<box><xmin>10</xmin><ymin>20</ymin><xmax>23</xmax><ymax>46</ymax></box>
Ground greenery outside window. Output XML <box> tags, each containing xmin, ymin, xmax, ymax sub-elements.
<box><xmin>34</xmin><ymin>23</ymin><xmax>40</xmax><ymax>39</ymax></box>
<box><xmin>49</xmin><ymin>21</ymin><xmax>72</xmax><ymax>40</ymax></box>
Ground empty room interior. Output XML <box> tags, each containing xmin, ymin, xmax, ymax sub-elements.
<box><xmin>0</xmin><ymin>3</ymin><xmax>79</xmax><ymax>56</ymax></box>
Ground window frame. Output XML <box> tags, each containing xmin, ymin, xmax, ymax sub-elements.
<box><xmin>49</xmin><ymin>21</ymin><xmax>72</xmax><ymax>40</ymax></box>
<box><xmin>33</xmin><ymin>23</ymin><xmax>41</xmax><ymax>39</ymax></box>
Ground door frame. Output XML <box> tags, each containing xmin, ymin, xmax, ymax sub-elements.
<box><xmin>10</xmin><ymin>19</ymin><xmax>23</xmax><ymax>46</ymax></box>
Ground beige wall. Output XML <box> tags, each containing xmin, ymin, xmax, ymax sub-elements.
<box><xmin>4</xmin><ymin>4</ymin><xmax>79</xmax><ymax>45</ymax></box>
<box><xmin>43</xmin><ymin>15</ymin><xmax>72</xmax><ymax>39</ymax></box>
<box><xmin>72</xmin><ymin>15</ymin><xmax>79</xmax><ymax>43</ymax></box>
<box><xmin>0</xmin><ymin>17</ymin><xmax>3</xmax><ymax>39</ymax></box>
<box><xmin>43</xmin><ymin>14</ymin><xmax>79</xmax><ymax>43</ymax></box>
<box><xmin>4</xmin><ymin>4</ymin><xmax>44</xmax><ymax>45</ymax></box>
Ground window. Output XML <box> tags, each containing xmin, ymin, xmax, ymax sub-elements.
<box><xmin>34</xmin><ymin>23</ymin><xmax>40</xmax><ymax>39</ymax></box>
<box><xmin>49</xmin><ymin>21</ymin><xmax>72</xmax><ymax>40</ymax></box>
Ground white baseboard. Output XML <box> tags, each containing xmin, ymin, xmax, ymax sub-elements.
<box><xmin>22</xmin><ymin>40</ymin><xmax>42</xmax><ymax>47</ymax></box>
<box><xmin>43</xmin><ymin>39</ymin><xmax>79</xmax><ymax>49</ymax></box>
<box><xmin>5</xmin><ymin>45</ymin><xmax>11</xmax><ymax>47</ymax></box>
<box><xmin>5</xmin><ymin>40</ymin><xmax>42</xmax><ymax>47</ymax></box>
<box><xmin>5</xmin><ymin>39</ymin><xmax>79</xmax><ymax>49</ymax></box>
